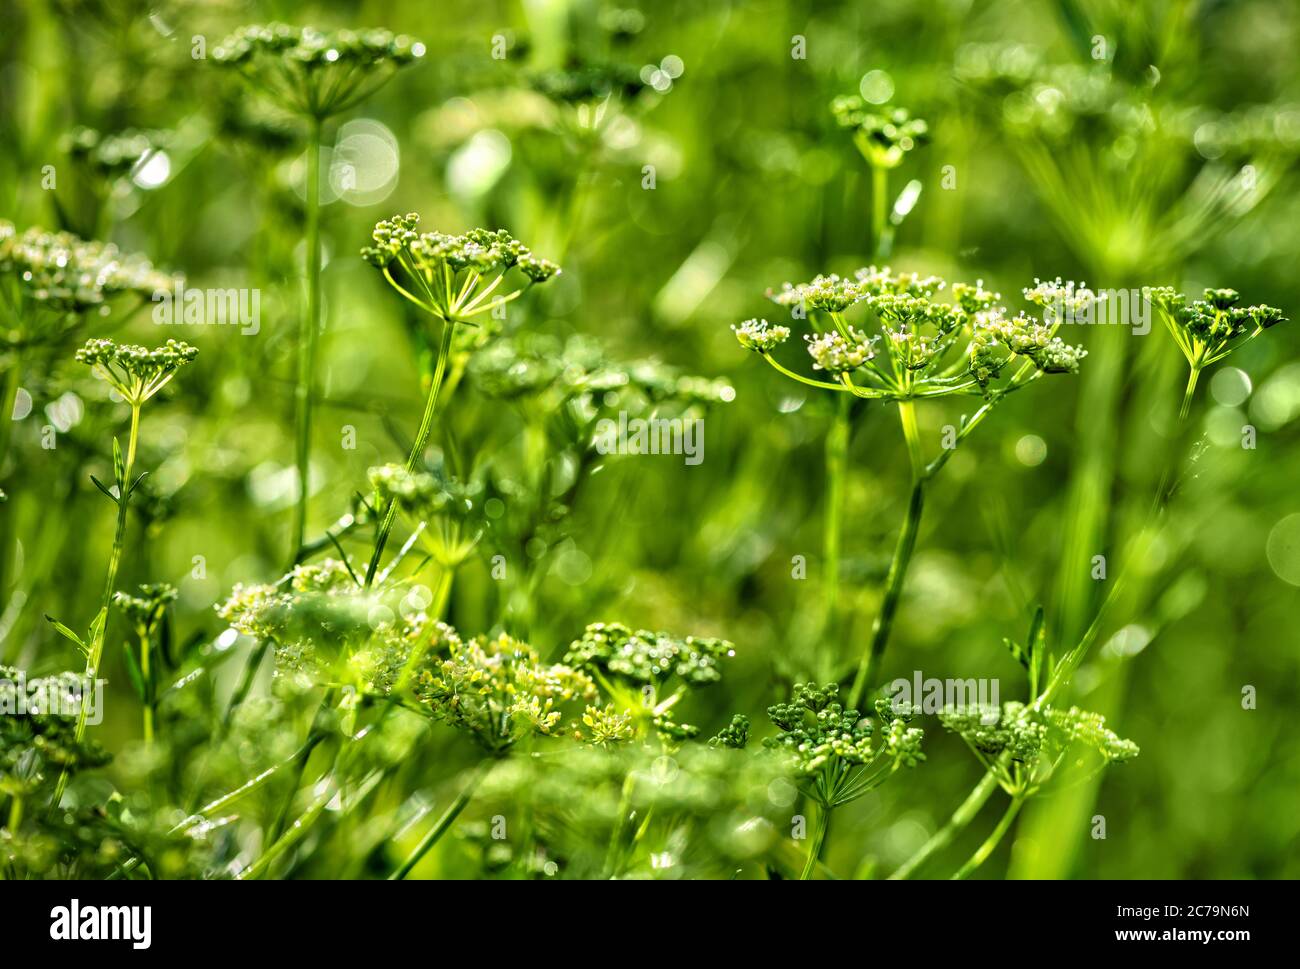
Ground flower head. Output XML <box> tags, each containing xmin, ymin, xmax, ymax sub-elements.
<box><xmin>114</xmin><ymin>583</ymin><xmax>178</xmax><ymax>634</ymax></box>
<box><xmin>769</xmin><ymin>273</ymin><xmax>864</xmax><ymax>314</ymax></box>
<box><xmin>1147</xmin><ymin>285</ymin><xmax>1286</xmax><ymax>367</ymax></box>
<box><xmin>804</xmin><ymin>328</ymin><xmax>876</xmax><ymax>373</ymax></box>
<box><xmin>367</xmin><ymin>463</ymin><xmax>483</xmax><ymax>566</ymax></box>
<box><xmin>414</xmin><ymin>631</ymin><xmax>596</xmax><ymax>754</ymax></box>
<box><xmin>764</xmin><ymin>682</ymin><xmax>923</xmax><ymax>807</ymax></box>
<box><xmin>212</xmin><ymin>24</ymin><xmax>424</xmax><ymax>119</ymax></box>
<box><xmin>831</xmin><ymin>98</ymin><xmax>929</xmax><ymax>169</ymax></box>
<box><xmin>0</xmin><ymin>222</ymin><xmax>171</xmax><ymax>317</ymax></box>
<box><xmin>732</xmin><ymin>318</ymin><xmax>791</xmax><ymax>353</ymax></box>
<box><xmin>362</xmin><ymin>213</ymin><xmax>560</xmax><ymax>324</ymax></box>
<box><xmin>940</xmin><ymin>700</ymin><xmax>1137</xmax><ymax>795</ymax></box>
<box><xmin>76</xmin><ymin>338</ymin><xmax>198</xmax><ymax>406</ymax></box>
<box><xmin>564</xmin><ymin>621</ymin><xmax>735</xmax><ymax>690</ymax></box>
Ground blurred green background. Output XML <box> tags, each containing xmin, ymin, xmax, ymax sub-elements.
<box><xmin>1</xmin><ymin>0</ymin><xmax>1298</xmax><ymax>878</ymax></box>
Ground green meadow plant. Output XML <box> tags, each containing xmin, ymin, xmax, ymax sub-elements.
<box><xmin>764</xmin><ymin>682</ymin><xmax>923</xmax><ymax>878</ymax></box>
<box><xmin>4</xmin><ymin>4</ymin><xmax>1296</xmax><ymax>888</ymax></box>
<box><xmin>360</xmin><ymin>214</ymin><xmax>560</xmax><ymax>584</ymax></box>
<box><xmin>46</xmin><ymin>339</ymin><xmax>196</xmax><ymax>806</ymax></box>
<box><xmin>113</xmin><ymin>582</ymin><xmax>178</xmax><ymax>746</ymax></box>
<box><xmin>212</xmin><ymin>26</ymin><xmax>425</xmax><ymax>560</ymax></box>
<box><xmin>735</xmin><ymin>269</ymin><xmax>1089</xmax><ymax>700</ymax></box>
<box><xmin>889</xmin><ymin>283</ymin><xmax>1285</xmax><ymax>879</ymax></box>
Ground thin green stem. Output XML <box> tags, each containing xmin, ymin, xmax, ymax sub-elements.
<box><xmin>896</xmin><ymin>398</ymin><xmax>924</xmax><ymax>476</ymax></box>
<box><xmin>889</xmin><ymin>768</ymin><xmax>1001</xmax><ymax>879</ymax></box>
<box><xmin>0</xmin><ymin>351</ymin><xmax>21</xmax><ymax>473</ymax></box>
<box><xmin>364</xmin><ymin>319</ymin><xmax>457</xmax><ymax>586</ymax></box>
<box><xmin>821</xmin><ymin>393</ymin><xmax>850</xmax><ymax>678</ymax></box>
<box><xmin>849</xmin><ymin>400</ymin><xmax>926</xmax><ymax>709</ymax></box>
<box><xmin>799</xmin><ymin>806</ymin><xmax>830</xmax><ymax>880</ymax></box>
<box><xmin>52</xmin><ymin>404</ymin><xmax>140</xmax><ymax>808</ymax></box>
<box><xmin>140</xmin><ymin>635</ymin><xmax>153</xmax><ymax>746</ymax></box>
<box><xmin>872</xmin><ymin>165</ymin><xmax>888</xmax><ymax>258</ymax></box>
<box><xmin>951</xmin><ymin>796</ymin><xmax>1024</xmax><ymax>880</ymax></box>
<box><xmin>290</xmin><ymin>116</ymin><xmax>323</xmax><ymax>564</ymax></box>
<box><xmin>1177</xmin><ymin>364</ymin><xmax>1201</xmax><ymax>424</ymax></box>
<box><xmin>389</xmin><ymin>762</ymin><xmax>489</xmax><ymax>880</ymax></box>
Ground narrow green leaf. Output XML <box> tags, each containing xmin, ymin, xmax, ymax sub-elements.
<box><xmin>127</xmin><ymin>470</ymin><xmax>150</xmax><ymax>498</ymax></box>
<box><xmin>88</xmin><ymin>607</ymin><xmax>108</xmax><ymax>650</ymax></box>
<box><xmin>45</xmin><ymin>614</ymin><xmax>88</xmax><ymax>654</ymax></box>
<box><xmin>90</xmin><ymin>475</ymin><xmax>119</xmax><ymax>504</ymax></box>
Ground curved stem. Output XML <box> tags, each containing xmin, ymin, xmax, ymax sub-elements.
<box><xmin>389</xmin><ymin>762</ymin><xmax>489</xmax><ymax>880</ymax></box>
<box><xmin>799</xmin><ymin>805</ymin><xmax>831</xmax><ymax>880</ymax></box>
<box><xmin>290</xmin><ymin>116</ymin><xmax>323</xmax><ymax>564</ymax></box>
<box><xmin>889</xmin><ymin>768</ymin><xmax>1000</xmax><ymax>879</ymax></box>
<box><xmin>951</xmin><ymin>796</ymin><xmax>1023</xmax><ymax>880</ymax></box>
<box><xmin>759</xmin><ymin>353</ymin><xmax>853</xmax><ymax>392</ymax></box>
<box><xmin>364</xmin><ymin>320</ymin><xmax>457</xmax><ymax>586</ymax></box>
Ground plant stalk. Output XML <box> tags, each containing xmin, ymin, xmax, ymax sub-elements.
<box><xmin>799</xmin><ymin>805</ymin><xmax>830</xmax><ymax>880</ymax></box>
<box><xmin>871</xmin><ymin>165</ymin><xmax>888</xmax><ymax>258</ymax></box>
<box><xmin>389</xmin><ymin>761</ymin><xmax>489</xmax><ymax>880</ymax></box>
<box><xmin>889</xmin><ymin>769</ymin><xmax>1000</xmax><ymax>879</ymax></box>
<box><xmin>951</xmin><ymin>795</ymin><xmax>1023</xmax><ymax>880</ymax></box>
<box><xmin>52</xmin><ymin>403</ymin><xmax>140</xmax><ymax>809</ymax></box>
<box><xmin>364</xmin><ymin>319</ymin><xmax>457</xmax><ymax>585</ymax></box>
<box><xmin>290</xmin><ymin>116</ymin><xmax>323</xmax><ymax>563</ymax></box>
<box><xmin>849</xmin><ymin>401</ymin><xmax>926</xmax><ymax>708</ymax></box>
<box><xmin>821</xmin><ymin>393</ymin><xmax>850</xmax><ymax>678</ymax></box>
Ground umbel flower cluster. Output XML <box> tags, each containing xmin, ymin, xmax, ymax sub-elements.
<box><xmin>0</xmin><ymin>666</ymin><xmax>110</xmax><ymax>800</ymax></box>
<box><xmin>562</xmin><ymin>622</ymin><xmax>737</xmax><ymax>744</ymax></box>
<box><xmin>362</xmin><ymin>214</ymin><xmax>560</xmax><ymax>324</ymax></box>
<box><xmin>939</xmin><ymin>701</ymin><xmax>1139</xmax><ymax>796</ymax></box>
<box><xmin>831</xmin><ymin>98</ymin><xmax>930</xmax><ymax>169</ymax></box>
<box><xmin>564</xmin><ymin>621</ymin><xmax>735</xmax><ymax>689</ymax></box>
<box><xmin>212</xmin><ymin>24</ymin><xmax>425</xmax><ymax>119</ymax></box>
<box><xmin>76</xmin><ymin>338</ymin><xmax>199</xmax><ymax>407</ymax></box>
<box><xmin>529</xmin><ymin>63</ymin><xmax>649</xmax><ymax>106</ymax></box>
<box><xmin>411</xmin><ymin>628</ymin><xmax>596</xmax><ymax>755</ymax></box>
<box><xmin>0</xmin><ymin>220</ymin><xmax>171</xmax><ymax>318</ymax></box>
<box><xmin>735</xmin><ymin>266</ymin><xmax>1089</xmax><ymax>400</ymax></box>
<box><xmin>1147</xmin><ymin>286</ymin><xmax>1286</xmax><ymax>369</ymax></box>
<box><xmin>764</xmin><ymin>682</ymin><xmax>924</xmax><ymax>808</ymax></box>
